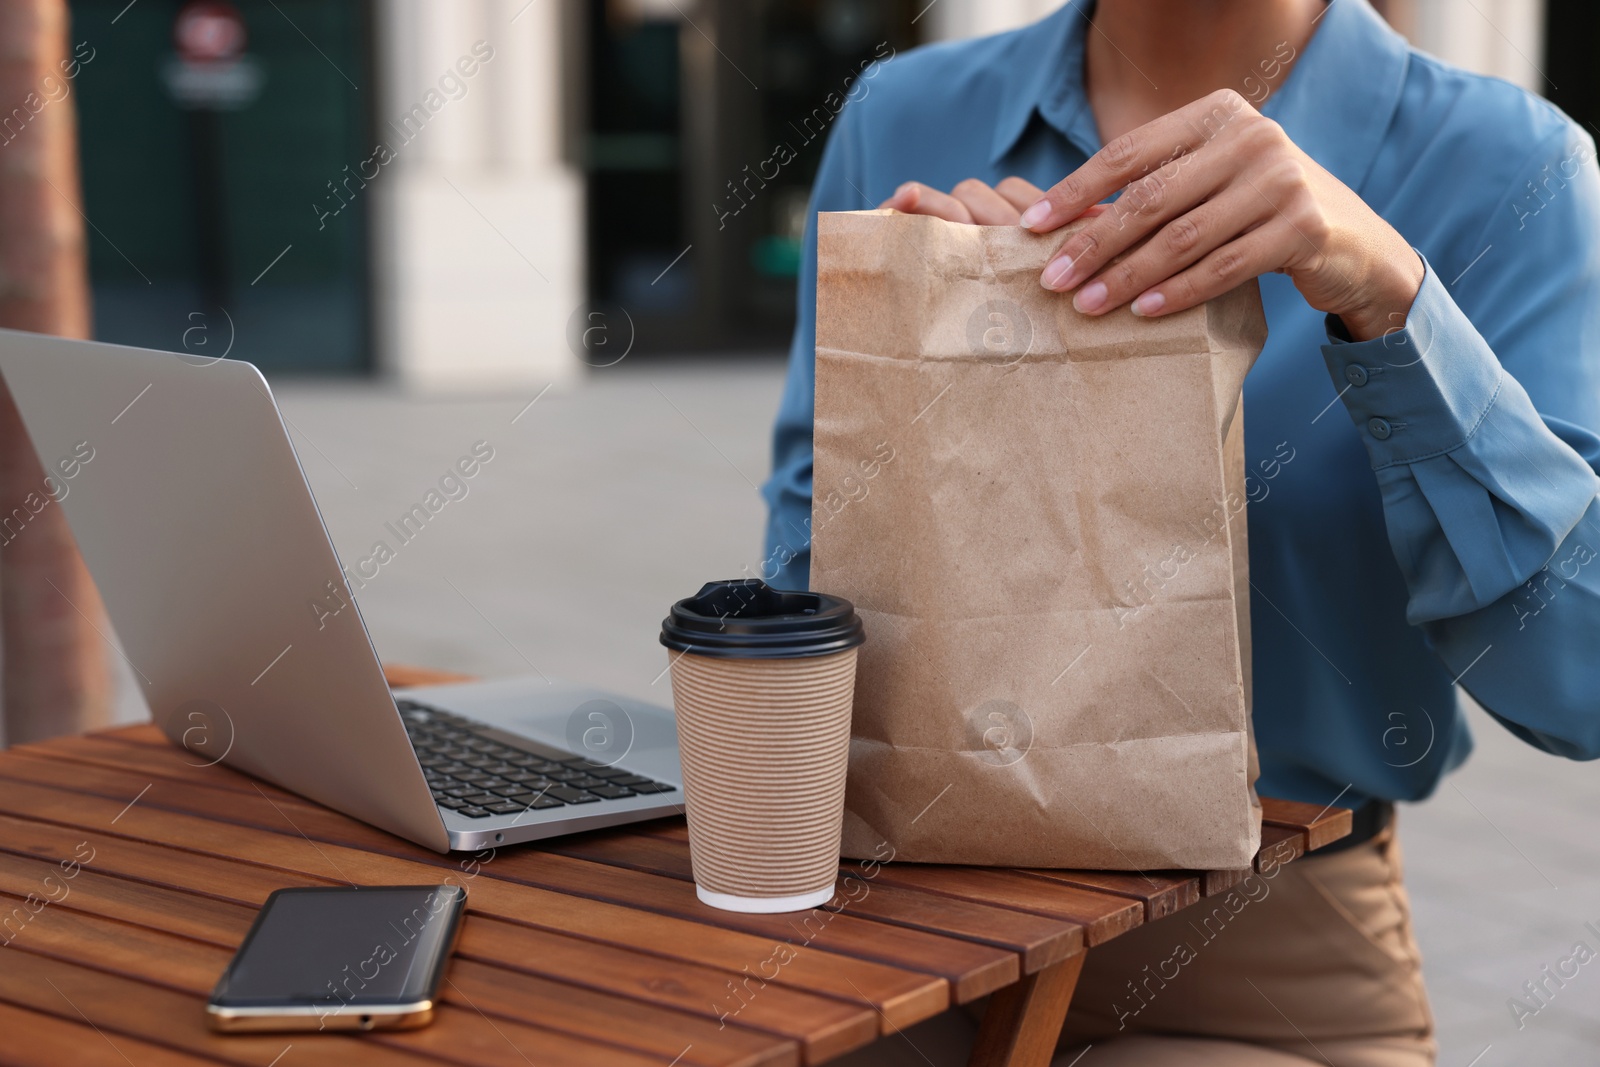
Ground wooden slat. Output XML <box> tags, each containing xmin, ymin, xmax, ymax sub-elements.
<box><xmin>0</xmin><ymin>886</ymin><xmax>774</xmax><ymax>1067</ymax></box>
<box><xmin>0</xmin><ymin>886</ymin><xmax>246</xmax><ymax>994</ymax></box>
<box><xmin>643</xmin><ymin>809</ymin><xmax>1331</xmax><ymax>895</ymax></box>
<box><xmin>1016</xmin><ymin>869</ymin><xmax>1200</xmax><ymax>922</ymax></box>
<box><xmin>19</xmin><ymin>734</ymin><xmax>306</xmax><ymax>800</ymax></box>
<box><xmin>372</xmin><ymin>1002</ymin><xmax>703</xmax><ymax>1067</ymax></box>
<box><xmin>384</xmin><ymin>662</ymin><xmax>476</xmax><ymax>687</ymax></box>
<box><xmin>451</xmin><ymin>922</ymin><xmax>846</xmax><ymax>1060</ymax></box>
<box><xmin>1260</xmin><ymin>797</ymin><xmax>1355</xmax><ymax>852</ymax></box>
<box><xmin>1200</xmin><ymin>868</ymin><xmax>1252</xmax><ymax>897</ymax></box>
<box><xmin>646</xmin><ymin>811</ymin><xmax>1322</xmax><ymax>911</ymax></box>
<box><xmin>846</xmin><ymin>865</ymin><xmax>1141</xmax><ymax>948</ymax></box>
<box><xmin>84</xmin><ymin>722</ymin><xmax>181</xmax><ymax>747</ymax></box>
<box><xmin>470</xmin><ymin>848</ymin><xmax>1019</xmax><ymax>1005</ymax></box>
<box><xmin>0</xmin><ymin>999</ymin><xmax>224</xmax><ymax>1067</ymax></box>
<box><xmin>0</xmin><ymin>850</ymin><xmax>257</xmax><ymax>946</ymax></box>
<box><xmin>0</xmin><ymin>749</ymin><xmax>413</xmax><ymax>850</ymax></box>
<box><xmin>440</xmin><ymin>957</ymin><xmax>797</xmax><ymax>1067</ymax></box>
<box><xmin>543</xmin><ymin>829</ymin><xmax>1083</xmax><ymax>974</ymax></box>
<box><xmin>1204</xmin><ymin>832</ymin><xmax>1304</xmax><ymax>894</ymax></box>
<box><xmin>644</xmin><ymin>820</ymin><xmax>1192</xmax><ymax>935</ymax></box>
<box><xmin>537</xmin><ymin>827</ymin><xmax>700</xmax><ymax>878</ymax></box>
<box><xmin>0</xmin><ymin>810</ymin><xmax>341</xmax><ymax>902</ymax></box>
<box><xmin>0</xmin><ymin>751</ymin><xmax>1014</xmax><ymax>1011</ymax></box>
<box><xmin>642</xmin><ymin>822</ymin><xmax>1144</xmax><ymax>947</ymax></box>
<box><xmin>0</xmin><ymin>851</ymin><xmax>798</xmax><ymax>1066</ymax></box>
<box><xmin>1202</xmin><ymin>800</ymin><xmax>1357</xmax><ymax>894</ymax></box>
<box><xmin>0</xmin><ymin>770</ymin><xmax>941</xmax><ymax>1039</ymax></box>
<box><xmin>0</xmin><ymin>819</ymin><xmax>851</xmax><ymax>1062</ymax></box>
<box><xmin>1254</xmin><ymin>824</ymin><xmax>1305</xmax><ymax>873</ymax></box>
<box><xmin>648</xmin><ymin>814</ymin><xmax>1268</xmax><ymax>942</ymax></box>
<box><xmin>0</xmin><ymin>947</ymin><xmax>432</xmax><ymax>1066</ymax></box>
<box><xmin>383</xmin><ymin>664</ymin><xmax>478</xmax><ymax>688</ymax></box>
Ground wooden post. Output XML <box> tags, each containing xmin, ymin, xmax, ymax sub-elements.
<box><xmin>0</xmin><ymin>0</ymin><xmax>113</xmax><ymax>744</ymax></box>
<box><xmin>968</xmin><ymin>952</ymin><xmax>1086</xmax><ymax>1067</ymax></box>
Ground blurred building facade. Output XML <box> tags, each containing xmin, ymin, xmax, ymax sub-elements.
<box><xmin>65</xmin><ymin>0</ymin><xmax>1575</xmax><ymax>388</ymax></box>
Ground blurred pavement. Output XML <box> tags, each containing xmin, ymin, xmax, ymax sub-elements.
<box><xmin>272</xmin><ymin>359</ymin><xmax>784</xmax><ymax>703</ymax></box>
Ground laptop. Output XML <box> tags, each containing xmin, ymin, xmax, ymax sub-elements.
<box><xmin>0</xmin><ymin>328</ymin><xmax>683</xmax><ymax>853</ymax></box>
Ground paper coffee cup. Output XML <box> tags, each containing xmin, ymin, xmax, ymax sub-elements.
<box><xmin>661</xmin><ymin>580</ymin><xmax>865</xmax><ymax>913</ymax></box>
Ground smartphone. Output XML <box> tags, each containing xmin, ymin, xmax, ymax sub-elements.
<box><xmin>207</xmin><ymin>884</ymin><xmax>467</xmax><ymax>1032</ymax></box>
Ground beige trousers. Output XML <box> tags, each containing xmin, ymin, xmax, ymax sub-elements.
<box><xmin>834</xmin><ymin>825</ymin><xmax>1435</xmax><ymax>1066</ymax></box>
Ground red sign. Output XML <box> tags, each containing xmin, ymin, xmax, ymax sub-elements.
<box><xmin>174</xmin><ymin>1</ymin><xmax>247</xmax><ymax>64</ymax></box>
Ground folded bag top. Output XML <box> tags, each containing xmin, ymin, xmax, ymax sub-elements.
<box><xmin>811</xmin><ymin>209</ymin><xmax>1266</xmax><ymax>870</ymax></box>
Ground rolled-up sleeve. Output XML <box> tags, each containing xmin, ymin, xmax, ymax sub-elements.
<box><xmin>761</xmin><ymin>102</ymin><xmax>870</xmax><ymax>591</ymax></box>
<box><xmin>1322</xmin><ymin>125</ymin><xmax>1600</xmax><ymax>759</ymax></box>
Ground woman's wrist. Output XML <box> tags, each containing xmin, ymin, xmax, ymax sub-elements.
<box><xmin>1335</xmin><ymin>248</ymin><xmax>1426</xmax><ymax>342</ymax></box>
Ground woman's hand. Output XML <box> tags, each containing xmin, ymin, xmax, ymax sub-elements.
<box><xmin>879</xmin><ymin>176</ymin><xmax>1048</xmax><ymax>225</ymax></box>
<box><xmin>880</xmin><ymin>178</ymin><xmax>1112</xmax><ymax>226</ymax></box>
<box><xmin>1018</xmin><ymin>89</ymin><xmax>1423</xmax><ymax>341</ymax></box>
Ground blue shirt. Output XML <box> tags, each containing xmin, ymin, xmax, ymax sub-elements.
<box><xmin>761</xmin><ymin>0</ymin><xmax>1600</xmax><ymax>811</ymax></box>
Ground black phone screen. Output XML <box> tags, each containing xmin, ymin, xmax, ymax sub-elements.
<box><xmin>211</xmin><ymin>885</ymin><xmax>466</xmax><ymax>1012</ymax></box>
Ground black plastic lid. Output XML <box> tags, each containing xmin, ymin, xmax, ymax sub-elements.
<box><xmin>660</xmin><ymin>579</ymin><xmax>865</xmax><ymax>659</ymax></box>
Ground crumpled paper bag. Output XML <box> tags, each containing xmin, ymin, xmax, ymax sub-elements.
<box><xmin>810</xmin><ymin>209</ymin><xmax>1265</xmax><ymax>870</ymax></box>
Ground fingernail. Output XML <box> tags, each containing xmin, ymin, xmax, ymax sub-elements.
<box><xmin>1074</xmin><ymin>281</ymin><xmax>1107</xmax><ymax>313</ymax></box>
<box><xmin>1132</xmin><ymin>291</ymin><xmax>1165</xmax><ymax>317</ymax></box>
<box><xmin>1041</xmin><ymin>256</ymin><xmax>1075</xmax><ymax>290</ymax></box>
<box><xmin>1020</xmin><ymin>200</ymin><xmax>1052</xmax><ymax>229</ymax></box>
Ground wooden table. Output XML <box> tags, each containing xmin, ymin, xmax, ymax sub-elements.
<box><xmin>0</xmin><ymin>676</ymin><xmax>1350</xmax><ymax>1067</ymax></box>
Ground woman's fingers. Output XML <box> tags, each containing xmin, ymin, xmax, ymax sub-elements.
<box><xmin>1021</xmin><ymin>89</ymin><xmax>1255</xmax><ymax>232</ymax></box>
<box><xmin>882</xmin><ymin>179</ymin><xmax>1031</xmax><ymax>225</ymax></box>
<box><xmin>879</xmin><ymin>182</ymin><xmax>974</xmax><ymax>223</ymax></box>
<box><xmin>1125</xmin><ymin>221</ymin><xmax>1287</xmax><ymax>318</ymax></box>
<box><xmin>874</xmin><ymin>176</ymin><xmax>1115</xmax><ymax>233</ymax></box>
<box><xmin>1039</xmin><ymin>145</ymin><xmax>1237</xmax><ymax>293</ymax></box>
<box><xmin>950</xmin><ymin>178</ymin><xmax>1025</xmax><ymax>224</ymax></box>
<box><xmin>1067</xmin><ymin>185</ymin><xmax>1272</xmax><ymax>314</ymax></box>
<box><xmin>995</xmin><ymin>176</ymin><xmax>1046</xmax><ymax>213</ymax></box>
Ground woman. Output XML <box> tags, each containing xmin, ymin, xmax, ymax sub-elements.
<box><xmin>762</xmin><ymin>0</ymin><xmax>1600</xmax><ymax>1063</ymax></box>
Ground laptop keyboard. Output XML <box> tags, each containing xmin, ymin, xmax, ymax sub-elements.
<box><xmin>397</xmin><ymin>699</ymin><xmax>676</xmax><ymax>820</ymax></box>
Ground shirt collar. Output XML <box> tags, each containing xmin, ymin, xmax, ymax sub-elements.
<box><xmin>990</xmin><ymin>0</ymin><xmax>1412</xmax><ymax>195</ymax></box>
<box><xmin>989</xmin><ymin>0</ymin><xmax>1096</xmax><ymax>164</ymax></box>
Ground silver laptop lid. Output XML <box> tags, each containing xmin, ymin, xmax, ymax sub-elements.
<box><xmin>0</xmin><ymin>328</ymin><xmax>448</xmax><ymax>851</ymax></box>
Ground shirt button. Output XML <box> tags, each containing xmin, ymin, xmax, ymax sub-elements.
<box><xmin>1344</xmin><ymin>364</ymin><xmax>1369</xmax><ymax>387</ymax></box>
<box><xmin>1368</xmin><ymin>417</ymin><xmax>1393</xmax><ymax>440</ymax></box>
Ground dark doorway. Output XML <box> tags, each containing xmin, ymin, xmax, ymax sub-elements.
<box><xmin>1544</xmin><ymin>0</ymin><xmax>1600</xmax><ymax>138</ymax></box>
<box><xmin>67</xmin><ymin>0</ymin><xmax>371</xmax><ymax>374</ymax></box>
<box><xmin>582</xmin><ymin>0</ymin><xmax>922</xmax><ymax>356</ymax></box>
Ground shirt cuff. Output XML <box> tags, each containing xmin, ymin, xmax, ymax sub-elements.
<box><xmin>1321</xmin><ymin>255</ymin><xmax>1504</xmax><ymax>469</ymax></box>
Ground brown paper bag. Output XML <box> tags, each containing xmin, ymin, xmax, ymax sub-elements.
<box><xmin>811</xmin><ymin>209</ymin><xmax>1266</xmax><ymax>870</ymax></box>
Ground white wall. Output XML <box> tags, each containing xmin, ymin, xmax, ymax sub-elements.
<box><xmin>919</xmin><ymin>0</ymin><xmax>1058</xmax><ymax>43</ymax></box>
<box><xmin>371</xmin><ymin>0</ymin><xmax>583</xmax><ymax>390</ymax></box>
<box><xmin>1404</xmin><ymin>0</ymin><xmax>1545</xmax><ymax>89</ymax></box>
